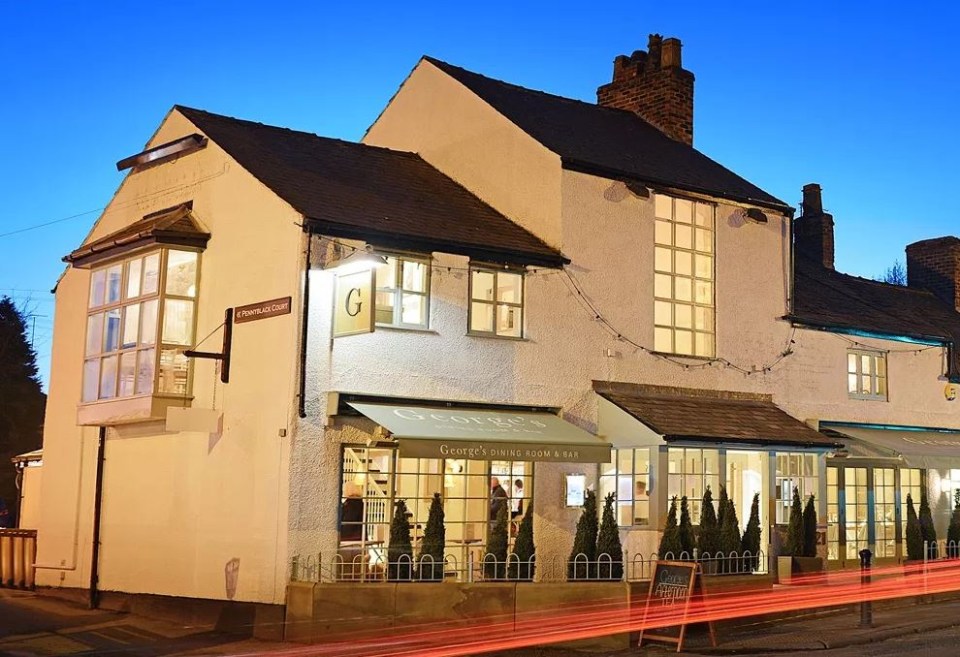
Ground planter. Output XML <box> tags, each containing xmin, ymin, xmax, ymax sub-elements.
<box><xmin>777</xmin><ymin>556</ymin><xmax>823</xmax><ymax>584</ymax></box>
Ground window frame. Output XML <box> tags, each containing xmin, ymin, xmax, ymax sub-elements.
<box><xmin>373</xmin><ymin>254</ymin><xmax>431</xmax><ymax>330</ymax></box>
<box><xmin>467</xmin><ymin>265</ymin><xmax>526</xmax><ymax>339</ymax></box>
<box><xmin>775</xmin><ymin>452</ymin><xmax>819</xmax><ymax>525</ymax></box>
<box><xmin>847</xmin><ymin>348</ymin><xmax>888</xmax><ymax>401</ymax></box>
<box><xmin>81</xmin><ymin>248</ymin><xmax>200</xmax><ymax>404</ymax></box>
<box><xmin>652</xmin><ymin>194</ymin><xmax>716</xmax><ymax>358</ymax></box>
<box><xmin>599</xmin><ymin>448</ymin><xmax>650</xmax><ymax>527</ymax></box>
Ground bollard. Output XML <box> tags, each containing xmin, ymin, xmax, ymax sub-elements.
<box><xmin>858</xmin><ymin>549</ymin><xmax>872</xmax><ymax>627</ymax></box>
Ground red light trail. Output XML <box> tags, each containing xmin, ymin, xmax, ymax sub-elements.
<box><xmin>235</xmin><ymin>561</ymin><xmax>960</xmax><ymax>657</ymax></box>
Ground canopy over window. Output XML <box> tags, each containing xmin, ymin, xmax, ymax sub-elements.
<box><xmin>347</xmin><ymin>401</ymin><xmax>611</xmax><ymax>463</ymax></box>
<box><xmin>824</xmin><ymin>423</ymin><xmax>960</xmax><ymax>470</ymax></box>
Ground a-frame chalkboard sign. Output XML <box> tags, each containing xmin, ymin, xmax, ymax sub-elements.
<box><xmin>638</xmin><ymin>560</ymin><xmax>716</xmax><ymax>653</ymax></box>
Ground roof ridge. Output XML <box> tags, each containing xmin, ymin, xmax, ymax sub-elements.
<box><xmin>798</xmin><ymin>254</ymin><xmax>939</xmax><ymax>298</ymax></box>
<box><xmin>422</xmin><ymin>56</ymin><xmax>663</xmax><ymax>124</ymax></box>
<box><xmin>174</xmin><ymin>105</ymin><xmax>424</xmax><ymax>161</ymax></box>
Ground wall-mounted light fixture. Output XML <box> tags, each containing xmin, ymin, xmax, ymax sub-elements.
<box><xmin>327</xmin><ymin>247</ymin><xmax>388</xmax><ymax>275</ymax></box>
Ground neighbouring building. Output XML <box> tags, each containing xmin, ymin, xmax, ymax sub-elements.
<box><xmin>25</xmin><ymin>34</ymin><xmax>960</xmax><ymax>628</ymax></box>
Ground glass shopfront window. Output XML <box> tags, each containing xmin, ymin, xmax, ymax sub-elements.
<box><xmin>827</xmin><ymin>467</ymin><xmax>840</xmax><ymax>560</ymax></box>
<box><xmin>339</xmin><ymin>446</ymin><xmax>532</xmax><ymax>580</ymax></box>
<box><xmin>775</xmin><ymin>452</ymin><xmax>818</xmax><ymax>524</ymax></box>
<box><xmin>667</xmin><ymin>447</ymin><xmax>720</xmax><ymax>524</ymax></box>
<box><xmin>844</xmin><ymin>467</ymin><xmax>869</xmax><ymax>560</ymax></box>
<box><xmin>874</xmin><ymin>468</ymin><xmax>897</xmax><ymax>558</ymax></box>
<box><xmin>599</xmin><ymin>448</ymin><xmax>650</xmax><ymax>527</ymax></box>
<box><xmin>727</xmin><ymin>450</ymin><xmax>768</xmax><ymax>540</ymax></box>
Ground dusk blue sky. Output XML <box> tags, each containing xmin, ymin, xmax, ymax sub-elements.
<box><xmin>3</xmin><ymin>2</ymin><xmax>958</xmax><ymax>388</ymax></box>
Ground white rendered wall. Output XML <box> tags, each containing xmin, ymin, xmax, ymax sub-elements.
<box><xmin>35</xmin><ymin>110</ymin><xmax>301</xmax><ymax>604</ymax></box>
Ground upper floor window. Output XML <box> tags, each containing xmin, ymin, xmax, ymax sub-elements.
<box><xmin>373</xmin><ymin>256</ymin><xmax>430</xmax><ymax>329</ymax></box>
<box><xmin>469</xmin><ymin>267</ymin><xmax>524</xmax><ymax>338</ymax></box>
<box><xmin>653</xmin><ymin>195</ymin><xmax>715</xmax><ymax>357</ymax></box>
<box><xmin>83</xmin><ymin>249</ymin><xmax>198</xmax><ymax>403</ymax></box>
<box><xmin>847</xmin><ymin>349</ymin><xmax>887</xmax><ymax>400</ymax></box>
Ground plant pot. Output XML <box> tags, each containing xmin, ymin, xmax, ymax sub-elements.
<box><xmin>777</xmin><ymin>556</ymin><xmax>823</xmax><ymax>584</ymax></box>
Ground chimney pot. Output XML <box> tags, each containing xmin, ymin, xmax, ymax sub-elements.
<box><xmin>661</xmin><ymin>38</ymin><xmax>682</xmax><ymax>69</ymax></box>
<box><xmin>801</xmin><ymin>183</ymin><xmax>823</xmax><ymax>215</ymax></box>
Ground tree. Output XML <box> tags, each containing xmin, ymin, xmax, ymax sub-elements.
<box><xmin>0</xmin><ymin>297</ymin><xmax>46</xmax><ymax>528</ymax></box>
<box><xmin>597</xmin><ymin>493</ymin><xmax>623</xmax><ymax>580</ymax></box>
<box><xmin>510</xmin><ymin>500</ymin><xmax>535</xmax><ymax>580</ymax></box>
<box><xmin>568</xmin><ymin>489</ymin><xmax>598</xmax><ymax>579</ymax></box>
<box><xmin>658</xmin><ymin>496</ymin><xmax>682</xmax><ymax>559</ymax></box>
<box><xmin>486</xmin><ymin>503</ymin><xmax>509</xmax><ymax>580</ymax></box>
<box><xmin>678</xmin><ymin>496</ymin><xmax>696</xmax><ymax>558</ymax></box>
<box><xmin>877</xmin><ymin>260</ymin><xmax>907</xmax><ymax>286</ymax></box>
<box><xmin>948</xmin><ymin>490</ymin><xmax>960</xmax><ymax>559</ymax></box>
<box><xmin>784</xmin><ymin>488</ymin><xmax>805</xmax><ymax>558</ymax></box>
<box><xmin>387</xmin><ymin>500</ymin><xmax>414</xmax><ymax>581</ymax></box>
<box><xmin>696</xmin><ymin>487</ymin><xmax>719</xmax><ymax>559</ymax></box>
<box><xmin>906</xmin><ymin>494</ymin><xmax>923</xmax><ymax>561</ymax></box>
<box><xmin>717</xmin><ymin>486</ymin><xmax>730</xmax><ymax>530</ymax></box>
<box><xmin>741</xmin><ymin>493</ymin><xmax>762</xmax><ymax>572</ymax></box>
<box><xmin>718</xmin><ymin>492</ymin><xmax>742</xmax><ymax>572</ymax></box>
<box><xmin>919</xmin><ymin>489</ymin><xmax>938</xmax><ymax>559</ymax></box>
<box><xmin>418</xmin><ymin>493</ymin><xmax>445</xmax><ymax>581</ymax></box>
<box><xmin>802</xmin><ymin>494</ymin><xmax>818</xmax><ymax>558</ymax></box>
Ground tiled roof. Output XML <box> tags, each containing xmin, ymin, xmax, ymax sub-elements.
<box><xmin>594</xmin><ymin>381</ymin><xmax>841</xmax><ymax>448</ymax></box>
<box><xmin>424</xmin><ymin>57</ymin><xmax>790</xmax><ymax>213</ymax></box>
<box><xmin>175</xmin><ymin>106</ymin><xmax>568</xmax><ymax>268</ymax></box>
<box><xmin>65</xmin><ymin>203</ymin><xmax>209</xmax><ymax>268</ymax></box>
<box><xmin>791</xmin><ymin>255</ymin><xmax>960</xmax><ymax>380</ymax></box>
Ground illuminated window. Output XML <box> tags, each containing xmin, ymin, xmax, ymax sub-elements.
<box><xmin>900</xmin><ymin>468</ymin><xmax>923</xmax><ymax>554</ymax></box>
<box><xmin>599</xmin><ymin>448</ymin><xmax>650</xmax><ymax>527</ymax></box>
<box><xmin>775</xmin><ymin>452</ymin><xmax>818</xmax><ymax>524</ymax></box>
<box><xmin>667</xmin><ymin>447</ymin><xmax>720</xmax><ymax>524</ymax></box>
<box><xmin>847</xmin><ymin>349</ymin><xmax>887</xmax><ymax>400</ymax></box>
<box><xmin>653</xmin><ymin>194</ymin><xmax>715</xmax><ymax>357</ymax></box>
<box><xmin>373</xmin><ymin>256</ymin><xmax>430</xmax><ymax>329</ymax></box>
<box><xmin>468</xmin><ymin>267</ymin><xmax>524</xmax><ymax>338</ymax></box>
<box><xmin>83</xmin><ymin>249</ymin><xmax>198</xmax><ymax>402</ymax></box>
<box><xmin>874</xmin><ymin>468</ymin><xmax>897</xmax><ymax>558</ymax></box>
<box><xmin>844</xmin><ymin>467</ymin><xmax>869</xmax><ymax>560</ymax></box>
<box><xmin>827</xmin><ymin>467</ymin><xmax>839</xmax><ymax>560</ymax></box>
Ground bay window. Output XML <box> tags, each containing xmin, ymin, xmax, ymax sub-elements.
<box><xmin>83</xmin><ymin>249</ymin><xmax>198</xmax><ymax>402</ymax></box>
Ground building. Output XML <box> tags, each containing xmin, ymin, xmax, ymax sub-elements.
<box><xmin>28</xmin><ymin>34</ymin><xmax>960</xmax><ymax>625</ymax></box>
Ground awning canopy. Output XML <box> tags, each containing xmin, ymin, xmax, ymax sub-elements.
<box><xmin>824</xmin><ymin>423</ymin><xmax>960</xmax><ymax>470</ymax></box>
<box><xmin>594</xmin><ymin>380</ymin><xmax>841</xmax><ymax>449</ymax></box>
<box><xmin>347</xmin><ymin>401</ymin><xmax>611</xmax><ymax>463</ymax></box>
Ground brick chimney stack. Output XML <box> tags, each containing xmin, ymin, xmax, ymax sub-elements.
<box><xmin>794</xmin><ymin>183</ymin><xmax>835</xmax><ymax>270</ymax></box>
<box><xmin>906</xmin><ymin>237</ymin><xmax>960</xmax><ymax>311</ymax></box>
<box><xmin>597</xmin><ymin>34</ymin><xmax>695</xmax><ymax>145</ymax></box>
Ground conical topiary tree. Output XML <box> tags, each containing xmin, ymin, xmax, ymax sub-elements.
<box><xmin>697</xmin><ymin>487</ymin><xmax>719</xmax><ymax>560</ymax></box>
<box><xmin>717</xmin><ymin>486</ymin><xmax>729</xmax><ymax>529</ymax></box>
<box><xmin>486</xmin><ymin>503</ymin><xmax>509</xmax><ymax>580</ymax></box>
<box><xmin>510</xmin><ymin>500</ymin><xmax>535</xmax><ymax>580</ymax></box>
<box><xmin>784</xmin><ymin>488</ymin><xmax>804</xmax><ymax>558</ymax></box>
<box><xmin>906</xmin><ymin>493</ymin><xmax>923</xmax><ymax>561</ymax></box>
<box><xmin>388</xmin><ymin>499</ymin><xmax>413</xmax><ymax>581</ymax></box>
<box><xmin>718</xmin><ymin>491</ymin><xmax>742</xmax><ymax>573</ymax></box>
<box><xmin>419</xmin><ymin>493</ymin><xmax>445</xmax><ymax>581</ymax></box>
<box><xmin>678</xmin><ymin>496</ymin><xmax>695</xmax><ymax>559</ymax></box>
<box><xmin>919</xmin><ymin>489</ymin><xmax>938</xmax><ymax>559</ymax></box>
<box><xmin>659</xmin><ymin>496</ymin><xmax>682</xmax><ymax>559</ymax></box>
<box><xmin>597</xmin><ymin>493</ymin><xmax>624</xmax><ymax>580</ymax></box>
<box><xmin>802</xmin><ymin>494</ymin><xmax>818</xmax><ymax>558</ymax></box>
<box><xmin>741</xmin><ymin>493</ymin><xmax>762</xmax><ymax>572</ymax></box>
<box><xmin>568</xmin><ymin>489</ymin><xmax>599</xmax><ymax>580</ymax></box>
<box><xmin>947</xmin><ymin>490</ymin><xmax>960</xmax><ymax>559</ymax></box>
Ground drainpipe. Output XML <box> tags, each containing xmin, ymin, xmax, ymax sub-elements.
<box><xmin>89</xmin><ymin>426</ymin><xmax>106</xmax><ymax>609</ymax></box>
<box><xmin>298</xmin><ymin>231</ymin><xmax>312</xmax><ymax>419</ymax></box>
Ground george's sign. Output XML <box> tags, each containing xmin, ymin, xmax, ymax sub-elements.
<box><xmin>333</xmin><ymin>269</ymin><xmax>375</xmax><ymax>337</ymax></box>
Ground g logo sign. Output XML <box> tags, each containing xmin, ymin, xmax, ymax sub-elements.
<box><xmin>345</xmin><ymin>287</ymin><xmax>362</xmax><ymax>317</ymax></box>
<box><xmin>946</xmin><ymin>384</ymin><xmax>957</xmax><ymax>402</ymax></box>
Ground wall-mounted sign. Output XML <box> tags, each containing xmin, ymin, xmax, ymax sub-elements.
<box><xmin>946</xmin><ymin>384</ymin><xmax>957</xmax><ymax>402</ymax></box>
<box><xmin>334</xmin><ymin>269</ymin><xmax>375</xmax><ymax>338</ymax></box>
<box><xmin>565</xmin><ymin>474</ymin><xmax>586</xmax><ymax>507</ymax></box>
<box><xmin>234</xmin><ymin>296</ymin><xmax>292</xmax><ymax>324</ymax></box>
